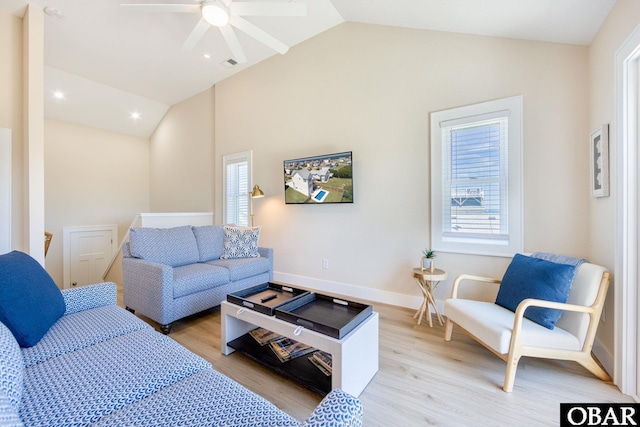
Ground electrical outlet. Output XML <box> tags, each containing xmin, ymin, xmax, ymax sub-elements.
<box><xmin>322</xmin><ymin>259</ymin><xmax>329</xmax><ymax>269</ymax></box>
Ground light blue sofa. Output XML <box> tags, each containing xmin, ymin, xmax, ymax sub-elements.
<box><xmin>123</xmin><ymin>225</ymin><xmax>273</xmax><ymax>334</ymax></box>
<box><xmin>0</xmin><ymin>281</ymin><xmax>363</xmax><ymax>427</ymax></box>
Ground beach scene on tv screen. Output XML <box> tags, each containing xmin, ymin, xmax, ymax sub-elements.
<box><xmin>284</xmin><ymin>152</ymin><xmax>353</xmax><ymax>204</ymax></box>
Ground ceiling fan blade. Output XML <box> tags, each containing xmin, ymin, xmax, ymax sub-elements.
<box><xmin>182</xmin><ymin>18</ymin><xmax>211</xmax><ymax>51</ymax></box>
<box><xmin>229</xmin><ymin>16</ymin><xmax>289</xmax><ymax>54</ymax></box>
<box><xmin>229</xmin><ymin>2</ymin><xmax>306</xmax><ymax>17</ymax></box>
<box><xmin>219</xmin><ymin>25</ymin><xmax>247</xmax><ymax>64</ymax></box>
<box><xmin>121</xmin><ymin>3</ymin><xmax>201</xmax><ymax>13</ymax></box>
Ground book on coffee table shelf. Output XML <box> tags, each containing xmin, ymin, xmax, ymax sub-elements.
<box><xmin>308</xmin><ymin>350</ymin><xmax>332</xmax><ymax>376</ymax></box>
<box><xmin>249</xmin><ymin>328</ymin><xmax>283</xmax><ymax>346</ymax></box>
<box><xmin>269</xmin><ymin>337</ymin><xmax>315</xmax><ymax>363</ymax></box>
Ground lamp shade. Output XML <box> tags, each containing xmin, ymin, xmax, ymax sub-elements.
<box><xmin>251</xmin><ymin>184</ymin><xmax>264</xmax><ymax>198</ymax></box>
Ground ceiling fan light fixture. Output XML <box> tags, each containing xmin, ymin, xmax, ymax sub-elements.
<box><xmin>202</xmin><ymin>1</ymin><xmax>229</xmax><ymax>27</ymax></box>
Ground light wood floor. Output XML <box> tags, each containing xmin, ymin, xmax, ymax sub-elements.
<box><xmin>123</xmin><ymin>295</ymin><xmax>633</xmax><ymax>426</ymax></box>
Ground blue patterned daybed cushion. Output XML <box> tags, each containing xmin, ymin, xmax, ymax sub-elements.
<box><xmin>0</xmin><ymin>279</ymin><xmax>363</xmax><ymax>427</ymax></box>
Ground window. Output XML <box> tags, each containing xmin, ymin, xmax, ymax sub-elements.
<box><xmin>430</xmin><ymin>96</ymin><xmax>523</xmax><ymax>257</ymax></box>
<box><xmin>223</xmin><ymin>151</ymin><xmax>253</xmax><ymax>226</ymax></box>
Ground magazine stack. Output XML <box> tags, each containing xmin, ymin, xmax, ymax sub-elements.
<box><xmin>249</xmin><ymin>327</ymin><xmax>315</xmax><ymax>363</ymax></box>
<box><xmin>309</xmin><ymin>350</ymin><xmax>332</xmax><ymax>376</ymax></box>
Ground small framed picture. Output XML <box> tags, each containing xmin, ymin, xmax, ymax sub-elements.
<box><xmin>590</xmin><ymin>124</ymin><xmax>609</xmax><ymax>198</ymax></box>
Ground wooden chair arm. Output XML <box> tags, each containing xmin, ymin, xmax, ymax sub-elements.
<box><xmin>450</xmin><ymin>274</ymin><xmax>501</xmax><ymax>299</ymax></box>
<box><xmin>510</xmin><ymin>298</ymin><xmax>595</xmax><ymax>351</ymax></box>
<box><xmin>514</xmin><ymin>298</ymin><xmax>594</xmax><ymax>318</ymax></box>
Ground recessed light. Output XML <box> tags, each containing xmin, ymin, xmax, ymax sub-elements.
<box><xmin>130</xmin><ymin>112</ymin><xmax>141</xmax><ymax>120</ymax></box>
<box><xmin>53</xmin><ymin>91</ymin><xmax>65</xmax><ymax>100</ymax></box>
<box><xmin>203</xmin><ymin>53</ymin><xmax>211</xmax><ymax>59</ymax></box>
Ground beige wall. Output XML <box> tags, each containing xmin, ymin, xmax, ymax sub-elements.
<box><xmin>44</xmin><ymin>118</ymin><xmax>150</xmax><ymax>286</ymax></box>
<box><xmin>149</xmin><ymin>87</ymin><xmax>215</xmax><ymax>213</ymax></box>
<box><xmin>214</xmin><ymin>22</ymin><xmax>589</xmax><ymax>302</ymax></box>
<box><xmin>0</xmin><ymin>11</ymin><xmax>24</xmax><ymax>252</ymax></box>
<box><xmin>587</xmin><ymin>0</ymin><xmax>640</xmax><ymax>365</ymax></box>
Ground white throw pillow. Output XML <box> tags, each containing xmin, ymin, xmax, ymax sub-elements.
<box><xmin>220</xmin><ymin>226</ymin><xmax>261</xmax><ymax>259</ymax></box>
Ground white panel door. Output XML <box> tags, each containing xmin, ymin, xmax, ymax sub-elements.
<box><xmin>64</xmin><ymin>225</ymin><xmax>117</xmax><ymax>288</ymax></box>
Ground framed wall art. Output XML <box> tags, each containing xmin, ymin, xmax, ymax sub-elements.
<box><xmin>590</xmin><ymin>124</ymin><xmax>609</xmax><ymax>198</ymax></box>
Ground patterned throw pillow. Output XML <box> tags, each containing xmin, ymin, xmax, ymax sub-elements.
<box><xmin>220</xmin><ymin>226</ymin><xmax>261</xmax><ymax>259</ymax></box>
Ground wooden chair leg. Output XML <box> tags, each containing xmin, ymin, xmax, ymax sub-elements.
<box><xmin>444</xmin><ymin>318</ymin><xmax>453</xmax><ymax>341</ymax></box>
<box><xmin>503</xmin><ymin>352</ymin><xmax>521</xmax><ymax>392</ymax></box>
<box><xmin>578</xmin><ymin>353</ymin><xmax>612</xmax><ymax>382</ymax></box>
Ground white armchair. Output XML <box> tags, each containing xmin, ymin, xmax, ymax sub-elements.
<box><xmin>443</xmin><ymin>260</ymin><xmax>611</xmax><ymax>392</ymax></box>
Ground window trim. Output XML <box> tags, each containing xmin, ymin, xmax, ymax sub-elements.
<box><xmin>430</xmin><ymin>96</ymin><xmax>523</xmax><ymax>257</ymax></box>
<box><xmin>222</xmin><ymin>150</ymin><xmax>253</xmax><ymax>227</ymax></box>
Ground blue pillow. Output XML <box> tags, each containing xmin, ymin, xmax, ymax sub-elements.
<box><xmin>495</xmin><ymin>253</ymin><xmax>576</xmax><ymax>329</ymax></box>
<box><xmin>0</xmin><ymin>251</ymin><xmax>66</xmax><ymax>347</ymax></box>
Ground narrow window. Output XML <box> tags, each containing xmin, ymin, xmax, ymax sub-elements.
<box><xmin>430</xmin><ymin>96</ymin><xmax>523</xmax><ymax>256</ymax></box>
<box><xmin>223</xmin><ymin>151</ymin><xmax>252</xmax><ymax>226</ymax></box>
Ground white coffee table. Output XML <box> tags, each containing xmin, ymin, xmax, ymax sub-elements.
<box><xmin>221</xmin><ymin>300</ymin><xmax>378</xmax><ymax>397</ymax></box>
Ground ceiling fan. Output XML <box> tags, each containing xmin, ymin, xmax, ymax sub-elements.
<box><xmin>121</xmin><ymin>0</ymin><xmax>307</xmax><ymax>64</ymax></box>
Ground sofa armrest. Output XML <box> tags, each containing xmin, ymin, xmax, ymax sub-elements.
<box><xmin>61</xmin><ymin>282</ymin><xmax>117</xmax><ymax>315</ymax></box>
<box><xmin>122</xmin><ymin>257</ymin><xmax>174</xmax><ymax>324</ymax></box>
<box><xmin>258</xmin><ymin>247</ymin><xmax>274</xmax><ymax>281</ymax></box>
<box><xmin>301</xmin><ymin>389</ymin><xmax>363</xmax><ymax>427</ymax></box>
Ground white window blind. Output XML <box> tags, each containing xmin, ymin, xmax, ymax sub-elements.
<box><xmin>431</xmin><ymin>96</ymin><xmax>523</xmax><ymax>257</ymax></box>
<box><xmin>442</xmin><ymin>117</ymin><xmax>508</xmax><ymax>240</ymax></box>
<box><xmin>223</xmin><ymin>151</ymin><xmax>252</xmax><ymax>227</ymax></box>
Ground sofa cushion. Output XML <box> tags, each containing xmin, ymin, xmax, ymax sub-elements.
<box><xmin>220</xmin><ymin>226</ymin><xmax>261</xmax><ymax>259</ymax></box>
<box><xmin>19</xmin><ymin>328</ymin><xmax>210</xmax><ymax>426</ymax></box>
<box><xmin>89</xmin><ymin>369</ymin><xmax>300</xmax><ymax>427</ymax></box>
<box><xmin>21</xmin><ymin>305</ymin><xmax>151</xmax><ymax>368</ymax></box>
<box><xmin>0</xmin><ymin>251</ymin><xmax>66</xmax><ymax>347</ymax></box>
<box><xmin>495</xmin><ymin>254</ymin><xmax>576</xmax><ymax>329</ymax></box>
<box><xmin>444</xmin><ymin>299</ymin><xmax>580</xmax><ymax>354</ymax></box>
<box><xmin>0</xmin><ymin>394</ymin><xmax>23</xmax><ymax>427</ymax></box>
<box><xmin>0</xmin><ymin>322</ymin><xmax>23</xmax><ymax>413</ymax></box>
<box><xmin>207</xmin><ymin>257</ymin><xmax>271</xmax><ymax>282</ymax></box>
<box><xmin>173</xmin><ymin>264</ymin><xmax>230</xmax><ymax>298</ymax></box>
<box><xmin>192</xmin><ymin>225</ymin><xmax>225</xmax><ymax>262</ymax></box>
<box><xmin>129</xmin><ymin>226</ymin><xmax>200</xmax><ymax>267</ymax></box>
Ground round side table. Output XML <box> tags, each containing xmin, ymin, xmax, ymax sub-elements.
<box><xmin>412</xmin><ymin>267</ymin><xmax>447</xmax><ymax>327</ymax></box>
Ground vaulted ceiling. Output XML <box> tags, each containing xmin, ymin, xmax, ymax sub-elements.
<box><xmin>0</xmin><ymin>0</ymin><xmax>617</xmax><ymax>137</ymax></box>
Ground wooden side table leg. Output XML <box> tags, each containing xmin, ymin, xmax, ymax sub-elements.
<box><xmin>425</xmin><ymin>288</ymin><xmax>443</xmax><ymax>326</ymax></box>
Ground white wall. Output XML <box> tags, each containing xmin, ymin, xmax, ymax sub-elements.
<box><xmin>587</xmin><ymin>0</ymin><xmax>640</xmax><ymax>369</ymax></box>
<box><xmin>23</xmin><ymin>5</ymin><xmax>45</xmax><ymax>264</ymax></box>
<box><xmin>44</xmin><ymin>118</ymin><xmax>150</xmax><ymax>286</ymax></box>
<box><xmin>149</xmin><ymin>87</ymin><xmax>215</xmax><ymax>213</ymax></box>
<box><xmin>0</xmin><ymin>10</ymin><xmax>24</xmax><ymax>253</ymax></box>
<box><xmin>214</xmin><ymin>23</ymin><xmax>590</xmax><ymax>305</ymax></box>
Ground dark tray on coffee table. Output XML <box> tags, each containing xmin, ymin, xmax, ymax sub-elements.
<box><xmin>227</xmin><ymin>282</ymin><xmax>309</xmax><ymax>316</ymax></box>
<box><xmin>275</xmin><ymin>293</ymin><xmax>372</xmax><ymax>339</ymax></box>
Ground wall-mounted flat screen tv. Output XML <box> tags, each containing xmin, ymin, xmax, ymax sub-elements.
<box><xmin>284</xmin><ymin>151</ymin><xmax>353</xmax><ymax>204</ymax></box>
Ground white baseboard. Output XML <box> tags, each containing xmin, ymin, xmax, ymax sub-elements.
<box><xmin>274</xmin><ymin>271</ymin><xmax>426</xmax><ymax>310</ymax></box>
